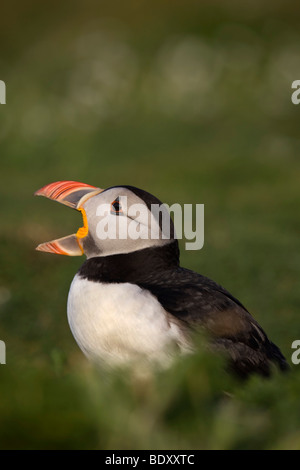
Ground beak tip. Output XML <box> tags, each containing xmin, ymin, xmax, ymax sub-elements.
<box><xmin>35</xmin><ymin>242</ymin><xmax>58</xmax><ymax>254</ymax></box>
<box><xmin>35</xmin><ymin>236</ymin><xmax>83</xmax><ymax>256</ymax></box>
<box><xmin>33</xmin><ymin>181</ymin><xmax>102</xmax><ymax>207</ymax></box>
<box><xmin>34</xmin><ymin>187</ymin><xmax>46</xmax><ymax>197</ymax></box>
<box><xmin>35</xmin><ymin>244</ymin><xmax>47</xmax><ymax>253</ymax></box>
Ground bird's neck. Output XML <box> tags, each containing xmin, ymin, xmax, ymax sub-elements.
<box><xmin>77</xmin><ymin>241</ymin><xmax>180</xmax><ymax>283</ymax></box>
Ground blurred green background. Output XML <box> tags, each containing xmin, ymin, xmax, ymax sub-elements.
<box><xmin>1</xmin><ymin>0</ymin><xmax>300</xmax><ymax>450</ymax></box>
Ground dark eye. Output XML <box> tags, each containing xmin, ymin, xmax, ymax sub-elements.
<box><xmin>111</xmin><ymin>198</ymin><xmax>122</xmax><ymax>214</ymax></box>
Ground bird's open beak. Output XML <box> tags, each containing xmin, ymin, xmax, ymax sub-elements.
<box><xmin>34</xmin><ymin>181</ymin><xmax>103</xmax><ymax>255</ymax></box>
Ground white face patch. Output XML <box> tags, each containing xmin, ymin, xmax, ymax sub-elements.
<box><xmin>67</xmin><ymin>274</ymin><xmax>189</xmax><ymax>367</ymax></box>
<box><xmin>80</xmin><ymin>187</ymin><xmax>172</xmax><ymax>258</ymax></box>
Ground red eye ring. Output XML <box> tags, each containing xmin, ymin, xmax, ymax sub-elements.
<box><xmin>111</xmin><ymin>198</ymin><xmax>122</xmax><ymax>214</ymax></box>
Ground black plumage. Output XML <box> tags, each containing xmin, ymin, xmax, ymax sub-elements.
<box><xmin>78</xmin><ymin>240</ymin><xmax>289</xmax><ymax>379</ymax></box>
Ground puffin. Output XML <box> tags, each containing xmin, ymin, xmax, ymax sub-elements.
<box><xmin>35</xmin><ymin>181</ymin><xmax>288</xmax><ymax>378</ymax></box>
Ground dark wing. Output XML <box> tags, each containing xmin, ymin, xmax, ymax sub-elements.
<box><xmin>138</xmin><ymin>267</ymin><xmax>289</xmax><ymax>378</ymax></box>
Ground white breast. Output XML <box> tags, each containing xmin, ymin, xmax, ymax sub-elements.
<box><xmin>67</xmin><ymin>274</ymin><xmax>189</xmax><ymax>366</ymax></box>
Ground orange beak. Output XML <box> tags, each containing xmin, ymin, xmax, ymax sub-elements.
<box><xmin>34</xmin><ymin>180</ymin><xmax>103</xmax><ymax>255</ymax></box>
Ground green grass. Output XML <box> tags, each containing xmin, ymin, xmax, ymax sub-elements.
<box><xmin>0</xmin><ymin>0</ymin><xmax>300</xmax><ymax>450</ymax></box>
